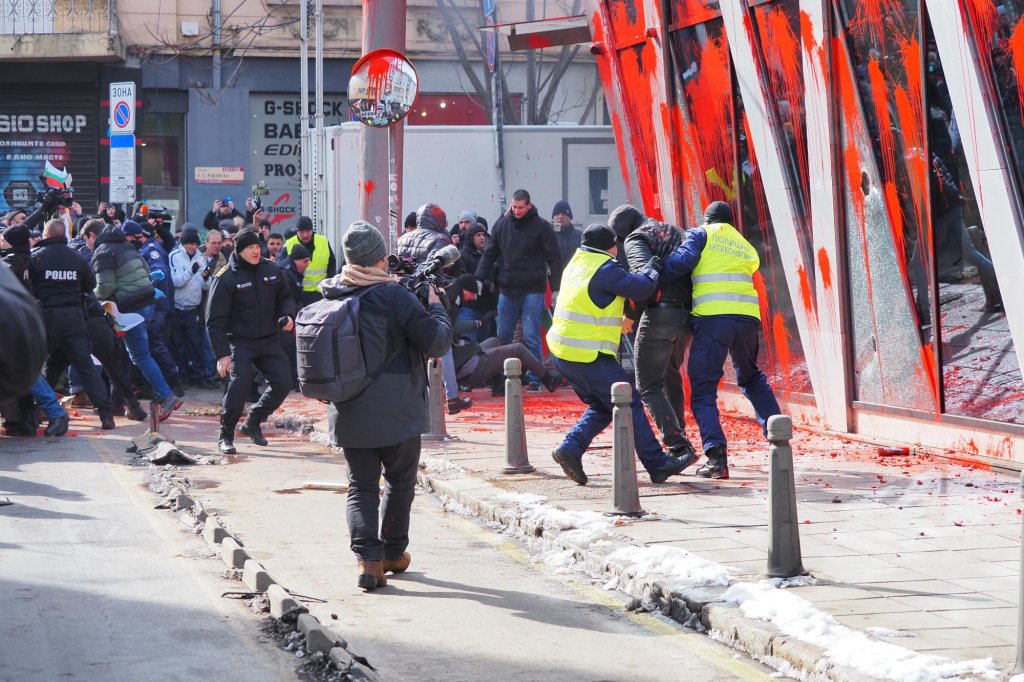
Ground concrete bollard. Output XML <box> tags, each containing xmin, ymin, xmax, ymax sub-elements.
<box><xmin>1013</xmin><ymin>470</ymin><xmax>1024</xmax><ymax>675</ymax></box>
<box><xmin>423</xmin><ymin>358</ymin><xmax>449</xmax><ymax>442</ymax></box>
<box><xmin>766</xmin><ymin>415</ymin><xmax>806</xmax><ymax>578</ymax></box>
<box><xmin>609</xmin><ymin>381</ymin><xmax>645</xmax><ymax>517</ymax></box>
<box><xmin>502</xmin><ymin>358</ymin><xmax>535</xmax><ymax>474</ymax></box>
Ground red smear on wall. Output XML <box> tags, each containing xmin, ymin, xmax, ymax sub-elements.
<box><xmin>525</xmin><ymin>34</ymin><xmax>554</xmax><ymax>49</ymax></box>
<box><xmin>796</xmin><ymin>264</ymin><xmax>814</xmax><ymax>315</ymax></box>
<box><xmin>590</xmin><ymin>9</ymin><xmax>633</xmax><ymax>208</ymax></box>
<box><xmin>363</xmin><ymin>179</ymin><xmax>375</xmax><ymax>197</ymax></box>
<box><xmin>817</xmin><ymin>247</ymin><xmax>832</xmax><ymax>290</ymax></box>
<box><xmin>772</xmin><ymin>312</ymin><xmax>793</xmax><ymax>391</ymax></box>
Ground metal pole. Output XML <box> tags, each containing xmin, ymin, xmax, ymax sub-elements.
<box><xmin>299</xmin><ymin>0</ymin><xmax>310</xmax><ymax>217</ymax></box>
<box><xmin>1013</xmin><ymin>469</ymin><xmax>1024</xmax><ymax>674</ymax></box>
<box><xmin>423</xmin><ymin>358</ymin><xmax>449</xmax><ymax>441</ymax></box>
<box><xmin>766</xmin><ymin>415</ymin><xmax>806</xmax><ymax>578</ymax></box>
<box><xmin>387</xmin><ymin>125</ymin><xmax>398</xmax><ymax>254</ymax></box>
<box><xmin>609</xmin><ymin>382</ymin><xmax>645</xmax><ymax>517</ymax></box>
<box><xmin>357</xmin><ymin>0</ymin><xmax>407</xmax><ymax>239</ymax></box>
<box><xmin>502</xmin><ymin>358</ymin><xmax>535</xmax><ymax>474</ymax></box>
<box><xmin>313</xmin><ymin>0</ymin><xmax>325</xmax><ymax>233</ymax></box>
<box><xmin>492</xmin><ymin>32</ymin><xmax>507</xmax><ymax>213</ymax></box>
<box><xmin>212</xmin><ymin>0</ymin><xmax>221</xmax><ymax>90</ymax></box>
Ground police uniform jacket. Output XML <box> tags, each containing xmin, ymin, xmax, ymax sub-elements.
<box><xmin>28</xmin><ymin>236</ymin><xmax>94</xmax><ymax>310</ymax></box>
<box><xmin>206</xmin><ymin>252</ymin><xmax>296</xmax><ymax>359</ymax></box>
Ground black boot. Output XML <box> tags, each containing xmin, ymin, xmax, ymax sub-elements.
<box><xmin>44</xmin><ymin>413</ymin><xmax>70</xmax><ymax>437</ymax></box>
<box><xmin>239</xmin><ymin>413</ymin><xmax>268</xmax><ymax>446</ymax></box>
<box><xmin>124</xmin><ymin>398</ymin><xmax>148</xmax><ymax>422</ymax></box>
<box><xmin>169</xmin><ymin>374</ymin><xmax>186</xmax><ymax>398</ymax></box>
<box><xmin>696</xmin><ymin>444</ymin><xmax>729</xmax><ymax>480</ymax></box>
<box><xmin>490</xmin><ymin>377</ymin><xmax>505</xmax><ymax>398</ymax></box>
<box><xmin>218</xmin><ymin>427</ymin><xmax>237</xmax><ymax>454</ymax></box>
<box><xmin>648</xmin><ymin>452</ymin><xmax>697</xmax><ymax>483</ymax></box>
<box><xmin>99</xmin><ymin>411</ymin><xmax>116</xmax><ymax>430</ymax></box>
<box><xmin>540</xmin><ymin>370</ymin><xmax>563</xmax><ymax>393</ymax></box>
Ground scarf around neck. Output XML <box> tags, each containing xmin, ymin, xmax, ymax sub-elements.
<box><xmin>338</xmin><ymin>263</ymin><xmax>397</xmax><ymax>287</ymax></box>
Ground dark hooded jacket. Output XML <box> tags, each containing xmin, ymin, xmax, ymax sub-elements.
<box><xmin>624</xmin><ymin>218</ymin><xmax>691</xmax><ymax>310</ymax></box>
<box><xmin>320</xmin><ymin>276</ymin><xmax>452</xmax><ymax>449</ymax></box>
<box><xmin>0</xmin><ymin>261</ymin><xmax>46</xmax><ymax>402</ymax></box>
<box><xmin>91</xmin><ymin>226</ymin><xmax>156</xmax><ymax>313</ymax></box>
<box><xmin>28</xmin><ymin>236</ymin><xmax>95</xmax><ymax>310</ymax></box>
<box><xmin>459</xmin><ymin>224</ymin><xmax>496</xmax><ymax>312</ymax></box>
<box><xmin>397</xmin><ymin>203</ymin><xmax>453</xmax><ymax>265</ymax></box>
<box><xmin>475</xmin><ymin>204</ymin><xmax>562</xmax><ymax>295</ymax></box>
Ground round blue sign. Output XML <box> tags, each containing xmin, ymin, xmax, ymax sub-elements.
<box><xmin>113</xmin><ymin>101</ymin><xmax>131</xmax><ymax>129</ymax></box>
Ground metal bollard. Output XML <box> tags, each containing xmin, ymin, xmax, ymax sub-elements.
<box><xmin>766</xmin><ymin>415</ymin><xmax>806</xmax><ymax>578</ymax></box>
<box><xmin>423</xmin><ymin>358</ymin><xmax>449</xmax><ymax>441</ymax></box>
<box><xmin>149</xmin><ymin>399</ymin><xmax>160</xmax><ymax>434</ymax></box>
<box><xmin>502</xmin><ymin>358</ymin><xmax>535</xmax><ymax>474</ymax></box>
<box><xmin>1013</xmin><ymin>469</ymin><xmax>1024</xmax><ymax>674</ymax></box>
<box><xmin>608</xmin><ymin>381</ymin><xmax>645</xmax><ymax>517</ymax></box>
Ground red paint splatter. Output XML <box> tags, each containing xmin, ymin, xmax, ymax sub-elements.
<box><xmin>817</xmin><ymin>248</ymin><xmax>832</xmax><ymax>290</ymax></box>
<box><xmin>1007</xmin><ymin>21</ymin><xmax>1024</xmax><ymax>121</ymax></box>
<box><xmin>796</xmin><ymin>264</ymin><xmax>814</xmax><ymax>314</ymax></box>
<box><xmin>525</xmin><ymin>34</ymin><xmax>554</xmax><ymax>49</ymax></box>
<box><xmin>772</xmin><ymin>313</ymin><xmax>792</xmax><ymax>385</ymax></box>
<box><xmin>364</xmin><ymin>179</ymin><xmax>375</xmax><ymax>197</ymax></box>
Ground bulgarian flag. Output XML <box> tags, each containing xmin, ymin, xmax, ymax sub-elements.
<box><xmin>43</xmin><ymin>161</ymin><xmax>72</xmax><ymax>189</ymax></box>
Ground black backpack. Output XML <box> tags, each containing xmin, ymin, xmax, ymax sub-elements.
<box><xmin>295</xmin><ymin>285</ymin><xmax>395</xmax><ymax>403</ymax></box>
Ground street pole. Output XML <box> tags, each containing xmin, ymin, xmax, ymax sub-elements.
<box><xmin>299</xmin><ymin>0</ymin><xmax>310</xmax><ymax>218</ymax></box>
<box><xmin>357</xmin><ymin>0</ymin><xmax>407</xmax><ymax>244</ymax></box>
<box><xmin>492</xmin><ymin>28</ymin><xmax>507</xmax><ymax>212</ymax></box>
<box><xmin>313</xmin><ymin>0</ymin><xmax>325</xmax><ymax>233</ymax></box>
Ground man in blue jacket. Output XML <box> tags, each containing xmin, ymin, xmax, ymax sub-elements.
<box><xmin>547</xmin><ymin>224</ymin><xmax>694</xmax><ymax>486</ymax></box>
<box><xmin>662</xmin><ymin>201</ymin><xmax>782</xmax><ymax>480</ymax></box>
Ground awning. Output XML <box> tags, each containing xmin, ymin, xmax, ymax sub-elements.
<box><xmin>479</xmin><ymin>14</ymin><xmax>591</xmax><ymax>51</ymax></box>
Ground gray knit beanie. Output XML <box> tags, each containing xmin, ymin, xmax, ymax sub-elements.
<box><xmin>342</xmin><ymin>220</ymin><xmax>387</xmax><ymax>267</ymax></box>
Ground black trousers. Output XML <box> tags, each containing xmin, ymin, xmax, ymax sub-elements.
<box><xmin>343</xmin><ymin>436</ymin><xmax>421</xmax><ymax>562</ymax></box>
<box><xmin>42</xmin><ymin>307</ymin><xmax>112</xmax><ymax>415</ymax></box>
<box><xmin>221</xmin><ymin>336</ymin><xmax>291</xmax><ymax>435</ymax></box>
<box><xmin>46</xmin><ymin>316</ymin><xmax>139</xmax><ymax>405</ymax></box>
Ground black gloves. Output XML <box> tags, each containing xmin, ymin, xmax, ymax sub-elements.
<box><xmin>646</xmin><ymin>256</ymin><xmax>663</xmax><ymax>274</ymax></box>
<box><xmin>191</xmin><ymin>261</ymin><xmax>202</xmax><ymax>274</ymax></box>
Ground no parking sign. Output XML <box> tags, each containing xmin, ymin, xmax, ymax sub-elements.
<box><xmin>109</xmin><ymin>82</ymin><xmax>136</xmax><ymax>134</ymax></box>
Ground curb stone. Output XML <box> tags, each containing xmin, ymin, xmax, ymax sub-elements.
<box><xmin>415</xmin><ymin>469</ymin><xmax>889</xmax><ymax>682</ymax></box>
<box><xmin>156</xmin><ymin>486</ymin><xmax>379</xmax><ymax>680</ymax></box>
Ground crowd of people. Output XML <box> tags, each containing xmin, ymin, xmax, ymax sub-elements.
<box><xmin>0</xmin><ymin>186</ymin><xmax>782</xmax><ymax>591</ymax></box>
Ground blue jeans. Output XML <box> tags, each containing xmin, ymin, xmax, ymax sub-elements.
<box><xmin>553</xmin><ymin>354</ymin><xmax>668</xmax><ymax>470</ymax></box>
<box><xmin>497</xmin><ymin>292</ymin><xmax>545</xmax><ymax>385</ymax></box>
<box><xmin>171</xmin><ymin>306</ymin><xmax>213</xmax><ymax>382</ymax></box>
<box><xmin>121</xmin><ymin>305</ymin><xmax>174</xmax><ymax>401</ymax></box>
<box><xmin>455</xmin><ymin>307</ymin><xmax>482</xmax><ymax>342</ymax></box>
<box><xmin>30</xmin><ymin>376</ymin><xmax>65</xmax><ymax>420</ymax></box>
<box><xmin>440</xmin><ymin>350</ymin><xmax>459</xmax><ymax>399</ymax></box>
<box><xmin>687</xmin><ymin>315</ymin><xmax>781</xmax><ymax>452</ymax></box>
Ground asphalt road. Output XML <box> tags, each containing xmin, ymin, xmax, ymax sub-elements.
<box><xmin>0</xmin><ymin>423</ymin><xmax>787</xmax><ymax>682</ymax></box>
<box><xmin>0</xmin><ymin>432</ymin><xmax>297</xmax><ymax>682</ymax></box>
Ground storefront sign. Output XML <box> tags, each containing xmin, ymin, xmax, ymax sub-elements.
<box><xmin>248</xmin><ymin>93</ymin><xmax>347</xmax><ymax>229</ymax></box>
<box><xmin>194</xmin><ymin>166</ymin><xmax>245</xmax><ymax>184</ymax></box>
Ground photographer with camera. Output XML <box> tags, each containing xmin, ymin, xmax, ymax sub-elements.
<box><xmin>319</xmin><ymin>221</ymin><xmax>452</xmax><ymax>591</ymax></box>
<box><xmin>202</xmin><ymin>197</ymin><xmax>244</xmax><ymax>232</ymax></box>
<box><xmin>206</xmin><ymin>228</ymin><xmax>295</xmax><ymax>454</ymax></box>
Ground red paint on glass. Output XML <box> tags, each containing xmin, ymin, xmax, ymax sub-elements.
<box><xmin>867</xmin><ymin>60</ymin><xmax>897</xmax><ymax>184</ymax></box>
<box><xmin>772</xmin><ymin>312</ymin><xmax>793</xmax><ymax>388</ymax></box>
<box><xmin>796</xmin><ymin>264</ymin><xmax>814</xmax><ymax>314</ymax></box>
<box><xmin>849</xmin><ymin>0</ymin><xmax>903</xmax><ymax>44</ymax></box>
<box><xmin>525</xmin><ymin>34</ymin><xmax>554</xmax><ymax>49</ymax></box>
<box><xmin>364</xmin><ymin>179</ymin><xmax>375</xmax><ymax>197</ymax></box>
<box><xmin>1007</xmin><ymin>22</ymin><xmax>1024</xmax><ymax>120</ymax></box>
<box><xmin>817</xmin><ymin>247</ymin><xmax>832</xmax><ymax>290</ymax></box>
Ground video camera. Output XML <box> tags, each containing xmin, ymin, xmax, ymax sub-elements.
<box><xmin>387</xmin><ymin>244</ymin><xmax>461</xmax><ymax>306</ymax></box>
<box><xmin>251</xmin><ymin>180</ymin><xmax>269</xmax><ymax>212</ymax></box>
<box><xmin>35</xmin><ymin>183</ymin><xmax>74</xmax><ymax>212</ymax></box>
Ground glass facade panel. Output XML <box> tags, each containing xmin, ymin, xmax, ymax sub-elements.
<box><xmin>139</xmin><ymin>112</ymin><xmax>184</xmax><ymax>226</ymax></box>
<box><xmin>665</xmin><ymin>15</ymin><xmax>810</xmax><ymax>394</ymax></box>
<box><xmin>927</xmin><ymin>13</ymin><xmax>1024</xmax><ymax>423</ymax></box>
<box><xmin>834</xmin><ymin>16</ymin><xmax>938</xmax><ymax>411</ymax></box>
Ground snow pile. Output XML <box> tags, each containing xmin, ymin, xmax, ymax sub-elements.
<box><xmin>420</xmin><ymin>457</ymin><xmax>464</xmax><ymax>477</ymax></box>
<box><xmin>865</xmin><ymin>627</ymin><xmax>916</xmax><ymax>639</ymax></box>
<box><xmin>766</xmin><ymin>574</ymin><xmax>817</xmax><ymax>589</ymax></box>
<box><xmin>606</xmin><ymin>545</ymin><xmax>733</xmax><ymax>587</ymax></box>
<box><xmin>723</xmin><ymin>581</ymin><xmax>999</xmax><ymax>681</ymax></box>
<box><xmin>499</xmin><ymin>492</ymin><xmax>616</xmax><ymax>536</ymax></box>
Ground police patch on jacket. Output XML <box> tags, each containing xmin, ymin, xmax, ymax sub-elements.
<box><xmin>236</xmin><ymin>281</ymin><xmax>253</xmax><ymax>289</ymax></box>
<box><xmin>149</xmin><ymin>251</ymin><xmax>160</xmax><ymax>260</ymax></box>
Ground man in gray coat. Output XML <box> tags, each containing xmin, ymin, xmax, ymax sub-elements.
<box><xmin>325</xmin><ymin>221</ymin><xmax>452</xmax><ymax>592</ymax></box>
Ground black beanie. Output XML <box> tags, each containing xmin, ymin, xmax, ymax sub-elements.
<box><xmin>453</xmin><ymin>273</ymin><xmax>478</xmax><ymax>295</ymax></box>
<box><xmin>581</xmin><ymin>224</ymin><xmax>617</xmax><ymax>251</ymax></box>
<box><xmin>179</xmin><ymin>229</ymin><xmax>201</xmax><ymax>246</ymax></box>
<box><xmin>234</xmin><ymin>228</ymin><xmax>261</xmax><ymax>254</ymax></box>
<box><xmin>2</xmin><ymin>224</ymin><xmax>30</xmax><ymax>249</ymax></box>
<box><xmin>289</xmin><ymin>243</ymin><xmax>311</xmax><ymax>261</ymax></box>
<box><xmin>296</xmin><ymin>215</ymin><xmax>314</xmax><ymax>232</ymax></box>
<box><xmin>703</xmin><ymin>201</ymin><xmax>734</xmax><ymax>225</ymax></box>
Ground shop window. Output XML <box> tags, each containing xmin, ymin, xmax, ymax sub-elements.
<box><xmin>926</xmin><ymin>14</ymin><xmax>1023</xmax><ymax>423</ymax></box>
<box><xmin>834</xmin><ymin>3</ymin><xmax>938</xmax><ymax>411</ymax></box>
<box><xmin>666</xmin><ymin>12</ymin><xmax>810</xmax><ymax>394</ymax></box>
<box><xmin>407</xmin><ymin>93</ymin><xmax>523</xmax><ymax>126</ymax></box>
<box><xmin>138</xmin><ymin>113</ymin><xmax>184</xmax><ymax>225</ymax></box>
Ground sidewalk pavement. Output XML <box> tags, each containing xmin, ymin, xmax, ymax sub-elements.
<box><xmin>156</xmin><ymin>386</ymin><xmax>1023</xmax><ymax>682</ymax></box>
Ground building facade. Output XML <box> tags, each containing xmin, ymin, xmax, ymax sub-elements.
<box><xmin>588</xmin><ymin>0</ymin><xmax>1024</xmax><ymax>466</ymax></box>
<box><xmin>0</xmin><ymin>0</ymin><xmax>600</xmax><ymax>230</ymax></box>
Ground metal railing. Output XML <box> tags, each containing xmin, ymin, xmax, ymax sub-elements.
<box><xmin>1</xmin><ymin>0</ymin><xmax>117</xmax><ymax>37</ymax></box>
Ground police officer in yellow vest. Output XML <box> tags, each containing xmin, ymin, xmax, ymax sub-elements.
<box><xmin>285</xmin><ymin>216</ymin><xmax>337</xmax><ymax>308</ymax></box>
<box><xmin>548</xmin><ymin>224</ymin><xmax>696</xmax><ymax>486</ymax></box>
<box><xmin>662</xmin><ymin>201</ymin><xmax>782</xmax><ymax>480</ymax></box>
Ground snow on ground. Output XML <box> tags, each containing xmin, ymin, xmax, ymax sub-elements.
<box><xmin>722</xmin><ymin>580</ymin><xmax>998</xmax><ymax>682</ymax></box>
<box><xmin>606</xmin><ymin>545</ymin><xmax>733</xmax><ymax>587</ymax></box>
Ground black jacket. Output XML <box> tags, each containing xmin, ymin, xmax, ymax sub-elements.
<box><xmin>278</xmin><ymin>257</ymin><xmax>304</xmax><ymax>308</ymax></box>
<box><xmin>322</xmin><ymin>279</ymin><xmax>453</xmax><ymax>449</ymax></box>
<box><xmin>397</xmin><ymin>208</ymin><xmax>465</xmax><ymax>275</ymax></box>
<box><xmin>91</xmin><ymin>227</ymin><xmax>156</xmax><ymax>313</ymax></box>
<box><xmin>0</xmin><ymin>261</ymin><xmax>46</xmax><ymax>401</ymax></box>
<box><xmin>28</xmin><ymin>236</ymin><xmax>95</xmax><ymax>310</ymax></box>
<box><xmin>1</xmin><ymin>247</ymin><xmax>32</xmax><ymax>293</ymax></box>
<box><xmin>203</xmin><ymin>207</ymin><xmax>244</xmax><ymax>232</ymax></box>
<box><xmin>624</xmin><ymin>219</ymin><xmax>692</xmax><ymax>310</ymax></box>
<box><xmin>205</xmin><ymin>253</ymin><xmax>296</xmax><ymax>358</ymax></box>
<box><xmin>556</xmin><ymin>224</ymin><xmax>583</xmax><ymax>268</ymax></box>
<box><xmin>475</xmin><ymin>205</ymin><xmax>562</xmax><ymax>295</ymax></box>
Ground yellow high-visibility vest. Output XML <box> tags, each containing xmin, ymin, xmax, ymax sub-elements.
<box><xmin>547</xmin><ymin>249</ymin><xmax>624</xmax><ymax>363</ymax></box>
<box><xmin>286</xmin><ymin>234</ymin><xmax>330</xmax><ymax>293</ymax></box>
<box><xmin>691</xmin><ymin>222</ymin><xmax>761</xmax><ymax>319</ymax></box>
